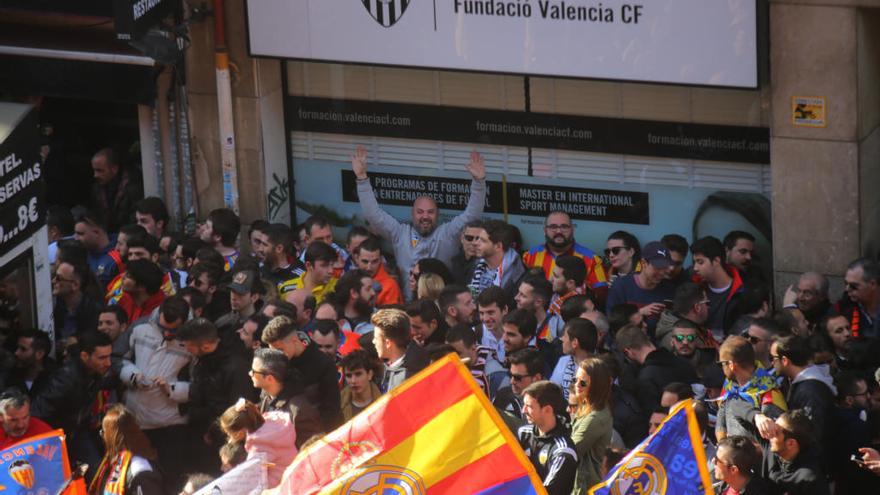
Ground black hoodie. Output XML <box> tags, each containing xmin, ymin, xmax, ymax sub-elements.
<box><xmin>632</xmin><ymin>347</ymin><xmax>699</xmax><ymax>412</ymax></box>
<box><xmin>762</xmin><ymin>447</ymin><xmax>830</xmax><ymax>495</ymax></box>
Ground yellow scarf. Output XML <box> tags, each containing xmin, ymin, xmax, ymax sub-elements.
<box><xmin>89</xmin><ymin>450</ymin><xmax>132</xmax><ymax>495</ymax></box>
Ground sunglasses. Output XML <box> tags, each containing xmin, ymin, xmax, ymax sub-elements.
<box><xmin>509</xmin><ymin>373</ymin><xmax>532</xmax><ymax>382</ymax></box>
<box><xmin>604</xmin><ymin>246</ymin><xmax>628</xmax><ymax>256</ymax></box>
<box><xmin>463</xmin><ymin>234</ymin><xmax>478</xmax><ymax>242</ymax></box>
<box><xmin>745</xmin><ymin>334</ymin><xmax>765</xmax><ymax>345</ymax></box>
<box><xmin>674</xmin><ymin>334</ymin><xmax>697</xmax><ymax>343</ymax></box>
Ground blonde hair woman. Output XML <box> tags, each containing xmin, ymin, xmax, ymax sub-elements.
<box><xmin>417</xmin><ymin>272</ymin><xmax>445</xmax><ymax>302</ymax></box>
<box><xmin>570</xmin><ymin>358</ymin><xmax>614</xmax><ymax>494</ymax></box>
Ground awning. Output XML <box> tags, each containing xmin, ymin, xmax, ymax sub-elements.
<box><xmin>0</xmin><ymin>18</ymin><xmax>158</xmax><ymax>105</ymax></box>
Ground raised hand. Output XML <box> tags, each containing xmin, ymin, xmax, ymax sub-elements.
<box><xmin>351</xmin><ymin>146</ymin><xmax>369</xmax><ymax>180</ymax></box>
<box><xmin>466</xmin><ymin>151</ymin><xmax>486</xmax><ymax>181</ymax></box>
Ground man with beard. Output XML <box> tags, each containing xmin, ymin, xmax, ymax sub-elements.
<box><xmin>816</xmin><ymin>315</ymin><xmax>854</xmax><ymax>370</ymax></box>
<box><xmin>523</xmin><ymin>211</ymin><xmax>608</xmax><ymax>305</ymax></box>
<box><xmin>668</xmin><ymin>320</ymin><xmax>715</xmax><ymax>377</ymax></box>
<box><xmin>467</xmin><ymin>220</ymin><xmax>526</xmax><ymax>300</ymax></box>
<box><xmin>2</xmin><ymin>330</ymin><xmax>54</xmax><ymax>398</ymax></box>
<box><xmin>352</xmin><ymin>146</ymin><xmax>486</xmax><ymax>300</ymax></box>
<box><xmin>255</xmin><ymin>223</ymin><xmax>303</xmax><ymax>296</ymax></box>
<box><xmin>334</xmin><ymin>269</ymin><xmax>377</xmax><ymax>335</ymax></box>
<box><xmin>352</xmin><ymin>237</ymin><xmax>402</xmax><ymax>306</ymax></box>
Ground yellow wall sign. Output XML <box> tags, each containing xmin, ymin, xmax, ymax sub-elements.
<box><xmin>792</xmin><ymin>96</ymin><xmax>826</xmax><ymax>127</ymax></box>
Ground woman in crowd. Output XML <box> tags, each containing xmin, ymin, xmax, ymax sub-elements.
<box><xmin>90</xmin><ymin>404</ymin><xmax>163</xmax><ymax>495</ymax></box>
<box><xmin>570</xmin><ymin>358</ymin><xmax>614</xmax><ymax>495</ymax></box>
<box><xmin>219</xmin><ymin>399</ymin><xmax>297</xmax><ymax>488</ymax></box>
<box><xmin>604</xmin><ymin>231</ymin><xmax>641</xmax><ymax>286</ymax></box>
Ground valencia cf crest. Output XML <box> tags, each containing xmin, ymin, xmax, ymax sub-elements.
<box><xmin>362</xmin><ymin>0</ymin><xmax>410</xmax><ymax>28</ymax></box>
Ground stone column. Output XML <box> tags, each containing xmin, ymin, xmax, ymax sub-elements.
<box><xmin>770</xmin><ymin>1</ymin><xmax>880</xmax><ymax>296</ymax></box>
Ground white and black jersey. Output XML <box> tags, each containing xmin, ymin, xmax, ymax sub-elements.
<box><xmin>517</xmin><ymin>423</ymin><xmax>578</xmax><ymax>495</ymax></box>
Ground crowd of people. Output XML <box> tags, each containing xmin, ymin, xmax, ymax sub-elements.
<box><xmin>1</xmin><ymin>145</ymin><xmax>880</xmax><ymax>494</ymax></box>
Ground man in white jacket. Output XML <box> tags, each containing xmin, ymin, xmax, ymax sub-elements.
<box><xmin>120</xmin><ymin>295</ymin><xmax>193</xmax><ymax>489</ymax></box>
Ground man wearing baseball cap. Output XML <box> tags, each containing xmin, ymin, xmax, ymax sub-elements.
<box><xmin>215</xmin><ymin>270</ymin><xmax>265</xmax><ymax>335</ymax></box>
<box><xmin>606</xmin><ymin>241</ymin><xmax>677</xmax><ymax>337</ymax></box>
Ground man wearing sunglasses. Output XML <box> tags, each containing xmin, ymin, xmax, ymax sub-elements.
<box><xmin>763</xmin><ymin>410</ymin><xmax>830</xmax><ymax>495</ymax></box>
<box><xmin>769</xmin><ymin>336</ymin><xmax>835</xmax><ymax>463</ymax></box>
<box><xmin>669</xmin><ymin>320</ymin><xmax>715</xmax><ymax>377</ymax></box>
<box><xmin>656</xmin><ymin>282</ymin><xmax>711</xmax><ymax>351</ymax></box>
<box><xmin>837</xmin><ymin>257</ymin><xmax>879</xmax><ymax>339</ymax></box>
<box><xmin>712</xmin><ymin>435</ymin><xmax>771</xmax><ymax>495</ymax></box>
<box><xmin>351</xmin><ymin>146</ymin><xmax>486</xmax><ymax>301</ymax></box>
<box><xmin>744</xmin><ymin>317</ymin><xmax>780</xmax><ymax>370</ymax></box>
<box><xmin>450</xmin><ymin>220</ymin><xmax>483</xmax><ymax>286</ymax></box>
<box><xmin>493</xmin><ymin>347</ymin><xmax>544</xmax><ymax>431</ymax></box>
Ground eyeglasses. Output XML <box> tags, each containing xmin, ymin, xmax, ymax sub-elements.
<box><xmin>248</xmin><ymin>369</ymin><xmax>269</xmax><ymax>376</ymax></box>
<box><xmin>717</xmin><ymin>360</ymin><xmax>731</xmax><ymax>368</ymax></box>
<box><xmin>509</xmin><ymin>373</ymin><xmax>533</xmax><ymax>382</ymax></box>
<box><xmin>712</xmin><ymin>455</ymin><xmax>733</xmax><ymax>468</ymax></box>
<box><xmin>463</xmin><ymin>234</ymin><xmax>477</xmax><ymax>242</ymax></box>
<box><xmin>674</xmin><ymin>334</ymin><xmax>697</xmax><ymax>343</ymax></box>
<box><xmin>545</xmin><ymin>224</ymin><xmax>572</xmax><ymax>231</ymax></box>
<box><xmin>769</xmin><ymin>354</ymin><xmax>782</xmax><ymax>363</ymax></box>
<box><xmin>745</xmin><ymin>334</ymin><xmax>766</xmax><ymax>345</ymax></box>
<box><xmin>604</xmin><ymin>246</ymin><xmax>628</xmax><ymax>257</ymax></box>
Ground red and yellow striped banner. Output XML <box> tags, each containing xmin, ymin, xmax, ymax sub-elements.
<box><xmin>270</xmin><ymin>354</ymin><xmax>547</xmax><ymax>495</ymax></box>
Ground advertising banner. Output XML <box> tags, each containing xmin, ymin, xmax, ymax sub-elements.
<box><xmin>288</xmin><ymin>97</ymin><xmax>771</xmax><ymax>164</ymax></box>
<box><xmin>340</xmin><ymin>170</ymin><xmax>650</xmax><ymax>224</ymax></box>
<box><xmin>249</xmin><ymin>0</ymin><xmax>758</xmax><ymax>88</ymax></box>
<box><xmin>0</xmin><ymin>107</ymin><xmax>45</xmax><ymax>259</ymax></box>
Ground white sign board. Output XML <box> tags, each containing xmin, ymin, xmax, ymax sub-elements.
<box><xmin>247</xmin><ymin>0</ymin><xmax>758</xmax><ymax>88</ymax></box>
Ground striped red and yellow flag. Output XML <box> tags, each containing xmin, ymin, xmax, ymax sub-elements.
<box><xmin>269</xmin><ymin>354</ymin><xmax>547</xmax><ymax>495</ymax></box>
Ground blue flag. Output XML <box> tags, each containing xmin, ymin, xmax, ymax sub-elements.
<box><xmin>0</xmin><ymin>430</ymin><xmax>70</xmax><ymax>494</ymax></box>
<box><xmin>589</xmin><ymin>399</ymin><xmax>712</xmax><ymax>495</ymax></box>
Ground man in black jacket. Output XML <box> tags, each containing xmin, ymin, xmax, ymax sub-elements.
<box><xmin>763</xmin><ymin>410</ymin><xmax>830</xmax><ymax>495</ymax></box>
<box><xmin>31</xmin><ymin>332</ymin><xmax>112</xmax><ymax>476</ymax></box>
<box><xmin>770</xmin><ymin>335</ymin><xmax>835</xmax><ymax>457</ymax></box>
<box><xmin>370</xmin><ymin>309</ymin><xmax>429</xmax><ymax>393</ymax></box>
<box><xmin>178</xmin><ymin>318</ymin><xmax>253</xmax><ymax>433</ymax></box>
<box><xmin>262</xmin><ymin>316</ymin><xmax>342</xmax><ymax>430</ymax></box>
<box><xmin>615</xmin><ymin>324</ymin><xmax>698</xmax><ymax>414</ymax></box>
<box><xmin>2</xmin><ymin>329</ymin><xmax>55</xmax><ymax>398</ymax></box>
<box><xmin>251</xmin><ymin>348</ymin><xmax>323</xmax><ymax>447</ymax></box>
<box><xmin>517</xmin><ymin>380</ymin><xmax>577</xmax><ymax>495</ymax></box>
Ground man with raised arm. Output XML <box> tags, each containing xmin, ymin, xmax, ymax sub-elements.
<box><xmin>351</xmin><ymin>146</ymin><xmax>486</xmax><ymax>299</ymax></box>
